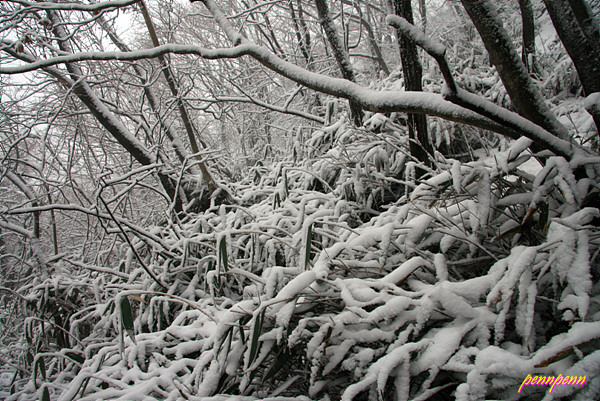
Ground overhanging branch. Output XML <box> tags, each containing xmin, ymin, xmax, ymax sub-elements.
<box><xmin>0</xmin><ymin>38</ymin><xmax>576</xmax><ymax>157</ymax></box>
<box><xmin>7</xmin><ymin>0</ymin><xmax>138</xmax><ymax>12</ymax></box>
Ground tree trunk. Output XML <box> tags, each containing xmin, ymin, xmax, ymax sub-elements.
<box><xmin>543</xmin><ymin>0</ymin><xmax>600</xmax><ymax>132</ymax></box>
<box><xmin>543</xmin><ymin>0</ymin><xmax>600</xmax><ymax>95</ymax></box>
<box><xmin>518</xmin><ymin>0</ymin><xmax>537</xmax><ymax>73</ymax></box>
<box><xmin>567</xmin><ymin>0</ymin><xmax>600</xmax><ymax>49</ymax></box>
<box><xmin>289</xmin><ymin>0</ymin><xmax>312</xmax><ymax>67</ymax></box>
<box><xmin>389</xmin><ymin>0</ymin><xmax>434</xmax><ymax>171</ymax></box>
<box><xmin>460</xmin><ymin>0</ymin><xmax>569</xmax><ymax>141</ymax></box>
<box><xmin>313</xmin><ymin>0</ymin><xmax>364</xmax><ymax>126</ymax></box>
<box><xmin>46</xmin><ymin>9</ymin><xmax>183</xmax><ymax>211</ymax></box>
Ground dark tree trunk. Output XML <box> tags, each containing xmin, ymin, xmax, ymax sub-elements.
<box><xmin>518</xmin><ymin>0</ymin><xmax>537</xmax><ymax>73</ymax></box>
<box><xmin>313</xmin><ymin>0</ymin><xmax>364</xmax><ymax>126</ymax></box>
<box><xmin>567</xmin><ymin>0</ymin><xmax>600</xmax><ymax>48</ymax></box>
<box><xmin>543</xmin><ymin>0</ymin><xmax>600</xmax><ymax>132</ymax></box>
<box><xmin>543</xmin><ymin>0</ymin><xmax>600</xmax><ymax>95</ymax></box>
<box><xmin>460</xmin><ymin>0</ymin><xmax>569</xmax><ymax>141</ymax></box>
<box><xmin>389</xmin><ymin>0</ymin><xmax>434</xmax><ymax>171</ymax></box>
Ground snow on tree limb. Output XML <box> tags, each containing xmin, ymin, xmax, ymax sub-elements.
<box><xmin>386</xmin><ymin>13</ymin><xmax>575</xmax><ymax>157</ymax></box>
<box><xmin>7</xmin><ymin>0</ymin><xmax>138</xmax><ymax>12</ymax></box>
<box><xmin>0</xmin><ymin>7</ymin><xmax>580</xmax><ymax>159</ymax></box>
<box><xmin>0</xmin><ymin>41</ymin><xmax>526</xmax><ymax>148</ymax></box>
<box><xmin>387</xmin><ymin>14</ymin><xmax>457</xmax><ymax>95</ymax></box>
<box><xmin>460</xmin><ymin>0</ymin><xmax>571</xmax><ymax>141</ymax></box>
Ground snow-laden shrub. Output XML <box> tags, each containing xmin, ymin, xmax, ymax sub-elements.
<box><xmin>3</xmin><ymin>123</ymin><xmax>599</xmax><ymax>401</ymax></box>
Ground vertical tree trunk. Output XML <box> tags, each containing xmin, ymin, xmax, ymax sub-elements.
<box><xmin>313</xmin><ymin>0</ymin><xmax>363</xmax><ymax>126</ymax></box>
<box><xmin>139</xmin><ymin>1</ymin><xmax>215</xmax><ymax>195</ymax></box>
<box><xmin>542</xmin><ymin>0</ymin><xmax>600</xmax><ymax>132</ymax></box>
<box><xmin>460</xmin><ymin>0</ymin><xmax>569</xmax><ymax>141</ymax></box>
<box><xmin>389</xmin><ymin>0</ymin><xmax>434</xmax><ymax>171</ymax></box>
<box><xmin>418</xmin><ymin>0</ymin><xmax>427</xmax><ymax>33</ymax></box>
<box><xmin>518</xmin><ymin>0</ymin><xmax>537</xmax><ymax>73</ymax></box>
<box><xmin>289</xmin><ymin>0</ymin><xmax>312</xmax><ymax>67</ymax></box>
<box><xmin>542</xmin><ymin>0</ymin><xmax>600</xmax><ymax>94</ymax></box>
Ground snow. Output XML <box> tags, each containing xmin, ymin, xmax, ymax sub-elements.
<box><xmin>451</xmin><ymin>160</ymin><xmax>462</xmax><ymax>193</ymax></box>
<box><xmin>584</xmin><ymin>92</ymin><xmax>600</xmax><ymax>115</ymax></box>
<box><xmin>412</xmin><ymin>320</ymin><xmax>477</xmax><ymax>374</ymax></box>
<box><xmin>341</xmin><ymin>340</ymin><xmax>429</xmax><ymax>401</ymax></box>
<box><xmin>3</xmin><ymin>1</ymin><xmax>600</xmax><ymax>400</ymax></box>
<box><xmin>3</xmin><ymin>34</ymin><xmax>561</xmax><ymax>143</ymax></box>
<box><xmin>386</xmin><ymin>15</ymin><xmax>447</xmax><ymax>58</ymax></box>
<box><xmin>381</xmin><ymin>257</ymin><xmax>430</xmax><ymax>285</ymax></box>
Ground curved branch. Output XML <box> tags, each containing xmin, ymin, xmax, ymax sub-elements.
<box><xmin>386</xmin><ymin>14</ymin><xmax>574</xmax><ymax>158</ymax></box>
<box><xmin>0</xmin><ymin>40</ymin><xmax>247</xmax><ymax>74</ymax></box>
<box><xmin>7</xmin><ymin>0</ymin><xmax>138</xmax><ymax>12</ymax></box>
<box><xmin>0</xmin><ymin>41</ymin><xmax>575</xmax><ymax>157</ymax></box>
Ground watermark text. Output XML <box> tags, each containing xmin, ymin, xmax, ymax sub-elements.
<box><xmin>518</xmin><ymin>374</ymin><xmax>586</xmax><ymax>394</ymax></box>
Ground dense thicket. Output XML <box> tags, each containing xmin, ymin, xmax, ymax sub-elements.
<box><xmin>1</xmin><ymin>1</ymin><xmax>599</xmax><ymax>400</ymax></box>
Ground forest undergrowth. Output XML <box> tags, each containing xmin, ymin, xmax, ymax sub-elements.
<box><xmin>2</xmin><ymin>108</ymin><xmax>600</xmax><ymax>401</ymax></box>
<box><xmin>1</xmin><ymin>1</ymin><xmax>600</xmax><ymax>400</ymax></box>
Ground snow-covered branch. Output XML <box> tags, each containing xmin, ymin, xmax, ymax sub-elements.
<box><xmin>6</xmin><ymin>0</ymin><xmax>138</xmax><ymax>12</ymax></box>
<box><xmin>0</xmin><ymin>40</ymin><xmax>248</xmax><ymax>75</ymax></box>
<box><xmin>7</xmin><ymin>204</ymin><xmax>169</xmax><ymax>249</ymax></box>
<box><xmin>386</xmin><ymin>13</ymin><xmax>576</xmax><ymax>157</ymax></box>
<box><xmin>188</xmin><ymin>95</ymin><xmax>325</xmax><ymax>123</ymax></box>
<box><xmin>386</xmin><ymin>14</ymin><xmax>457</xmax><ymax>94</ymax></box>
<box><xmin>1</xmin><ymin>27</ymin><xmax>578</xmax><ymax>158</ymax></box>
<box><xmin>0</xmin><ymin>41</ymin><xmax>517</xmax><ymax>145</ymax></box>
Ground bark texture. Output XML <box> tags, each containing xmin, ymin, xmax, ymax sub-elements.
<box><xmin>389</xmin><ymin>0</ymin><xmax>434</xmax><ymax>169</ymax></box>
<box><xmin>518</xmin><ymin>0</ymin><xmax>536</xmax><ymax>73</ymax></box>
<box><xmin>314</xmin><ymin>0</ymin><xmax>363</xmax><ymax>126</ymax></box>
<box><xmin>461</xmin><ymin>0</ymin><xmax>569</xmax><ymax>141</ymax></box>
<box><xmin>543</xmin><ymin>0</ymin><xmax>600</xmax><ymax>132</ymax></box>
